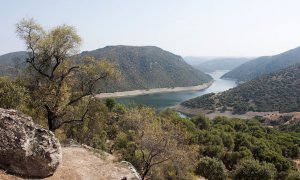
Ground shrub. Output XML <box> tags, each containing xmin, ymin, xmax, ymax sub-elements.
<box><xmin>195</xmin><ymin>156</ymin><xmax>227</xmax><ymax>180</ymax></box>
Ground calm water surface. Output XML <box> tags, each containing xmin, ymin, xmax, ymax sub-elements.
<box><xmin>116</xmin><ymin>70</ymin><xmax>236</xmax><ymax>111</ymax></box>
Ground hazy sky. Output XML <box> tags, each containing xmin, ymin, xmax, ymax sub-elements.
<box><xmin>1</xmin><ymin>0</ymin><xmax>300</xmax><ymax>57</ymax></box>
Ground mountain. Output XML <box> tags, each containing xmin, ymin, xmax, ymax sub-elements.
<box><xmin>196</xmin><ymin>57</ymin><xmax>250</xmax><ymax>72</ymax></box>
<box><xmin>79</xmin><ymin>46</ymin><xmax>212</xmax><ymax>92</ymax></box>
<box><xmin>183</xmin><ymin>56</ymin><xmax>212</xmax><ymax>66</ymax></box>
<box><xmin>0</xmin><ymin>51</ymin><xmax>27</xmax><ymax>67</ymax></box>
<box><xmin>0</xmin><ymin>51</ymin><xmax>27</xmax><ymax>76</ymax></box>
<box><xmin>221</xmin><ymin>47</ymin><xmax>300</xmax><ymax>82</ymax></box>
<box><xmin>181</xmin><ymin>64</ymin><xmax>300</xmax><ymax>113</ymax></box>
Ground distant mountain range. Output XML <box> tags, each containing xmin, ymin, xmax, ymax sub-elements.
<box><xmin>78</xmin><ymin>46</ymin><xmax>212</xmax><ymax>92</ymax></box>
<box><xmin>182</xmin><ymin>64</ymin><xmax>300</xmax><ymax>113</ymax></box>
<box><xmin>183</xmin><ymin>57</ymin><xmax>213</xmax><ymax>66</ymax></box>
<box><xmin>0</xmin><ymin>46</ymin><xmax>212</xmax><ymax>92</ymax></box>
<box><xmin>195</xmin><ymin>57</ymin><xmax>250</xmax><ymax>72</ymax></box>
<box><xmin>222</xmin><ymin>47</ymin><xmax>300</xmax><ymax>82</ymax></box>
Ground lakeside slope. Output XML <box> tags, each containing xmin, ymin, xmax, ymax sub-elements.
<box><xmin>96</xmin><ymin>82</ymin><xmax>213</xmax><ymax>98</ymax></box>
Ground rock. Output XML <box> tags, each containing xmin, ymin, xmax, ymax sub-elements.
<box><xmin>0</xmin><ymin>108</ymin><xmax>62</xmax><ymax>178</ymax></box>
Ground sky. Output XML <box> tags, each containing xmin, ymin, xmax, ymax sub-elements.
<box><xmin>1</xmin><ymin>0</ymin><xmax>300</xmax><ymax>57</ymax></box>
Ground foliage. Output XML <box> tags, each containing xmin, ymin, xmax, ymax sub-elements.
<box><xmin>105</xmin><ymin>98</ymin><xmax>116</xmax><ymax>112</ymax></box>
<box><xmin>65</xmin><ymin>99</ymin><xmax>109</xmax><ymax>150</ymax></box>
<box><xmin>191</xmin><ymin>113</ymin><xmax>211</xmax><ymax>130</ymax></box>
<box><xmin>286</xmin><ymin>171</ymin><xmax>300</xmax><ymax>180</ymax></box>
<box><xmin>0</xmin><ymin>76</ymin><xmax>29</xmax><ymax>111</ymax></box>
<box><xmin>195</xmin><ymin>156</ymin><xmax>227</xmax><ymax>180</ymax></box>
<box><xmin>16</xmin><ymin>18</ymin><xmax>119</xmax><ymax>131</ymax></box>
<box><xmin>112</xmin><ymin>107</ymin><xmax>198</xmax><ymax>180</ymax></box>
<box><xmin>234</xmin><ymin>159</ymin><xmax>277</xmax><ymax>180</ymax></box>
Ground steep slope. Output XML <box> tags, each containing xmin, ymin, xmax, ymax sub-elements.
<box><xmin>196</xmin><ymin>57</ymin><xmax>250</xmax><ymax>72</ymax></box>
<box><xmin>79</xmin><ymin>46</ymin><xmax>212</xmax><ymax>92</ymax></box>
<box><xmin>182</xmin><ymin>64</ymin><xmax>300</xmax><ymax>113</ymax></box>
<box><xmin>222</xmin><ymin>47</ymin><xmax>300</xmax><ymax>82</ymax></box>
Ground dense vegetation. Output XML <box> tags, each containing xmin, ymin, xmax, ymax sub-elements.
<box><xmin>195</xmin><ymin>57</ymin><xmax>250</xmax><ymax>72</ymax></box>
<box><xmin>222</xmin><ymin>46</ymin><xmax>300</xmax><ymax>82</ymax></box>
<box><xmin>77</xmin><ymin>46</ymin><xmax>212</xmax><ymax>92</ymax></box>
<box><xmin>182</xmin><ymin>64</ymin><xmax>300</xmax><ymax>113</ymax></box>
<box><xmin>57</xmin><ymin>105</ymin><xmax>300</xmax><ymax>179</ymax></box>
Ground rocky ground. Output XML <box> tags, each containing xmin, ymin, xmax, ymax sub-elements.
<box><xmin>0</xmin><ymin>145</ymin><xmax>139</xmax><ymax>180</ymax></box>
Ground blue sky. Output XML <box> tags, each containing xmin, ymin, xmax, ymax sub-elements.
<box><xmin>1</xmin><ymin>0</ymin><xmax>300</xmax><ymax>57</ymax></box>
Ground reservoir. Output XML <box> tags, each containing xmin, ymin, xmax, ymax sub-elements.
<box><xmin>116</xmin><ymin>70</ymin><xmax>236</xmax><ymax>110</ymax></box>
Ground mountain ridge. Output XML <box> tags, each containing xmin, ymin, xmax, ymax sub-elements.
<box><xmin>221</xmin><ymin>46</ymin><xmax>300</xmax><ymax>82</ymax></box>
<box><xmin>78</xmin><ymin>45</ymin><xmax>212</xmax><ymax>92</ymax></box>
<box><xmin>182</xmin><ymin>64</ymin><xmax>300</xmax><ymax>113</ymax></box>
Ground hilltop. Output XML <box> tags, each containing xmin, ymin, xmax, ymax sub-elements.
<box><xmin>181</xmin><ymin>64</ymin><xmax>300</xmax><ymax>113</ymax></box>
<box><xmin>222</xmin><ymin>46</ymin><xmax>300</xmax><ymax>82</ymax></box>
<box><xmin>79</xmin><ymin>46</ymin><xmax>212</xmax><ymax>92</ymax></box>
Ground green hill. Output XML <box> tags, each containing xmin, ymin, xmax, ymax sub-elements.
<box><xmin>79</xmin><ymin>46</ymin><xmax>212</xmax><ymax>92</ymax></box>
<box><xmin>182</xmin><ymin>64</ymin><xmax>300</xmax><ymax>113</ymax></box>
<box><xmin>221</xmin><ymin>47</ymin><xmax>300</xmax><ymax>82</ymax></box>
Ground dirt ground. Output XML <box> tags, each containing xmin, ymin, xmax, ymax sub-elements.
<box><xmin>0</xmin><ymin>146</ymin><xmax>138</xmax><ymax>180</ymax></box>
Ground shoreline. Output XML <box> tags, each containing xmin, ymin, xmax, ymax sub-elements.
<box><xmin>95</xmin><ymin>81</ymin><xmax>213</xmax><ymax>99</ymax></box>
<box><xmin>173</xmin><ymin>104</ymin><xmax>283</xmax><ymax>119</ymax></box>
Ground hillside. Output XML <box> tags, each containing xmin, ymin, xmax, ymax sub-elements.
<box><xmin>181</xmin><ymin>64</ymin><xmax>300</xmax><ymax>113</ymax></box>
<box><xmin>221</xmin><ymin>46</ymin><xmax>300</xmax><ymax>82</ymax></box>
<box><xmin>0</xmin><ymin>51</ymin><xmax>27</xmax><ymax>77</ymax></box>
<box><xmin>79</xmin><ymin>46</ymin><xmax>212</xmax><ymax>92</ymax></box>
<box><xmin>196</xmin><ymin>57</ymin><xmax>250</xmax><ymax>72</ymax></box>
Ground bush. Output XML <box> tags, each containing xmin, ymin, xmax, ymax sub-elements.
<box><xmin>105</xmin><ymin>98</ymin><xmax>116</xmax><ymax>112</ymax></box>
<box><xmin>0</xmin><ymin>77</ymin><xmax>29</xmax><ymax>110</ymax></box>
<box><xmin>195</xmin><ymin>156</ymin><xmax>227</xmax><ymax>180</ymax></box>
<box><xmin>286</xmin><ymin>171</ymin><xmax>300</xmax><ymax>180</ymax></box>
<box><xmin>192</xmin><ymin>114</ymin><xmax>211</xmax><ymax>130</ymax></box>
<box><xmin>234</xmin><ymin>159</ymin><xmax>277</xmax><ymax>180</ymax></box>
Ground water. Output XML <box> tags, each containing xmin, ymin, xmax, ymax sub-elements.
<box><xmin>116</xmin><ymin>70</ymin><xmax>236</xmax><ymax>111</ymax></box>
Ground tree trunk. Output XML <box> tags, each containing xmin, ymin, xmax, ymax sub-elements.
<box><xmin>44</xmin><ymin>105</ymin><xmax>58</xmax><ymax>132</ymax></box>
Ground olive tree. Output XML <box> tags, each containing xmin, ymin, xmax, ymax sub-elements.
<box><xmin>16</xmin><ymin>18</ymin><xmax>119</xmax><ymax>131</ymax></box>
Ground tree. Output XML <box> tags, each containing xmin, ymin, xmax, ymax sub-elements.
<box><xmin>195</xmin><ymin>156</ymin><xmax>227</xmax><ymax>180</ymax></box>
<box><xmin>105</xmin><ymin>98</ymin><xmax>116</xmax><ymax>112</ymax></box>
<box><xmin>191</xmin><ymin>113</ymin><xmax>211</xmax><ymax>130</ymax></box>
<box><xmin>117</xmin><ymin>107</ymin><xmax>197</xmax><ymax>180</ymax></box>
<box><xmin>234</xmin><ymin>159</ymin><xmax>277</xmax><ymax>180</ymax></box>
<box><xmin>16</xmin><ymin>18</ymin><xmax>119</xmax><ymax>131</ymax></box>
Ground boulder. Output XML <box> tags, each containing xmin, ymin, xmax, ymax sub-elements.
<box><xmin>0</xmin><ymin>108</ymin><xmax>62</xmax><ymax>178</ymax></box>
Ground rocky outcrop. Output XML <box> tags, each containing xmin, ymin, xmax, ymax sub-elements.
<box><xmin>0</xmin><ymin>108</ymin><xmax>62</xmax><ymax>178</ymax></box>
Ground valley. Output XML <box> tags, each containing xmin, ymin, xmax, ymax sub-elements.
<box><xmin>2</xmin><ymin>3</ymin><xmax>300</xmax><ymax>179</ymax></box>
<box><xmin>112</xmin><ymin>70</ymin><xmax>236</xmax><ymax>110</ymax></box>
